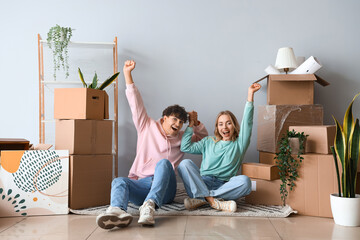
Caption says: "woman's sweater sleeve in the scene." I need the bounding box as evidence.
[237,101,254,152]
[180,127,206,154]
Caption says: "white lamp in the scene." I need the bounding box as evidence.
[275,47,298,74]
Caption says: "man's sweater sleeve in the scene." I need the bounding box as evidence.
[125,83,150,132]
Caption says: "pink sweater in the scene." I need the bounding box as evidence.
[126,84,208,179]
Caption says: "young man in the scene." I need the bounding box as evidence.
[96,60,208,229]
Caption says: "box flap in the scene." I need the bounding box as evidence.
[255,74,329,87]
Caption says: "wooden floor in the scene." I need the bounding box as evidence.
[1,213,360,239]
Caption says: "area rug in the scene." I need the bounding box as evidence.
[70,189,297,218]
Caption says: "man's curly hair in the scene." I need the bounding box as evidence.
[162,104,188,123]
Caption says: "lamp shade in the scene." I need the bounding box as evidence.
[275,47,298,72]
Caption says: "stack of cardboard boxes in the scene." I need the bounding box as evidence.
[241,73,355,218]
[54,88,113,209]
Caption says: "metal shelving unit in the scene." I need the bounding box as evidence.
[37,34,119,177]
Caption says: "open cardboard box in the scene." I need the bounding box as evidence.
[54,88,109,120]
[255,74,329,105]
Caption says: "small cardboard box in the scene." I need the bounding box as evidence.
[256,74,329,105]
[69,155,112,210]
[242,163,279,180]
[54,88,109,120]
[257,105,324,153]
[55,119,112,155]
[245,179,283,205]
[259,151,277,165]
[0,150,69,217]
[289,125,336,154]
[0,138,30,151]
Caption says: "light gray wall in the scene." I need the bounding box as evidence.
[1,0,360,177]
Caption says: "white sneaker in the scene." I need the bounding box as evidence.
[210,199,237,213]
[96,206,133,229]
[184,197,207,210]
[138,199,155,226]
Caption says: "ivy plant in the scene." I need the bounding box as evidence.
[47,24,73,80]
[78,68,120,90]
[274,129,308,206]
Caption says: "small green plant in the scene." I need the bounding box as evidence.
[47,24,74,80]
[274,129,308,206]
[331,92,360,198]
[78,68,120,90]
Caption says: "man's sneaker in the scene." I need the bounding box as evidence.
[184,197,207,210]
[138,199,155,226]
[96,206,133,229]
[210,199,237,213]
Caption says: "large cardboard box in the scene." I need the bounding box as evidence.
[0,150,69,217]
[54,88,109,120]
[242,163,279,180]
[55,120,112,155]
[245,179,283,205]
[256,74,329,105]
[289,125,336,154]
[257,105,324,153]
[69,155,112,209]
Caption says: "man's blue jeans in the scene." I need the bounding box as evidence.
[178,159,251,200]
[110,159,176,211]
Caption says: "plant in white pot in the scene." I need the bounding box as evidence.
[330,92,360,227]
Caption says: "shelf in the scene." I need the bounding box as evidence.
[41,119,116,123]
[41,81,115,85]
[40,40,115,49]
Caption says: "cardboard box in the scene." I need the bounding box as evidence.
[245,179,283,205]
[289,125,336,154]
[0,150,69,217]
[256,74,329,105]
[257,105,324,153]
[259,151,277,165]
[242,163,279,180]
[0,138,30,151]
[54,88,109,120]
[69,155,113,209]
[55,120,112,155]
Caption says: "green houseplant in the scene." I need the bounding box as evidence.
[78,68,120,90]
[274,129,308,206]
[330,92,360,227]
[47,24,73,80]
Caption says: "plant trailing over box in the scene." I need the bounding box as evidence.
[331,92,360,198]
[274,129,308,206]
[47,24,73,80]
[78,68,120,90]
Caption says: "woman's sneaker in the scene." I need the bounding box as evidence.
[138,199,155,226]
[184,197,207,210]
[210,199,237,213]
[96,206,133,229]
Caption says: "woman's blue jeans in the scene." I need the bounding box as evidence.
[178,159,251,200]
[110,159,176,211]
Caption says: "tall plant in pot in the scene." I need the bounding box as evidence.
[47,24,73,80]
[330,92,360,227]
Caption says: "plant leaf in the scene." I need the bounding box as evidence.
[92,72,98,89]
[98,72,120,90]
[78,68,87,88]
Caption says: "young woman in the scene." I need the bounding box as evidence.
[178,83,261,213]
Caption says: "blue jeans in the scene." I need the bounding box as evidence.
[110,159,177,211]
[178,159,251,200]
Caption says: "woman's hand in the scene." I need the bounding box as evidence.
[248,83,261,102]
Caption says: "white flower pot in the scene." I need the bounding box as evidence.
[330,193,360,227]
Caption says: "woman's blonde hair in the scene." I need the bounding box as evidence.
[213,111,240,142]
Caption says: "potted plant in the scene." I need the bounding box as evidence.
[78,68,120,90]
[330,92,360,227]
[47,24,74,80]
[274,129,307,206]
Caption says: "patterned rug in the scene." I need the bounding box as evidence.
[70,189,297,218]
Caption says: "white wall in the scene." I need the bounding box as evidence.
[1,0,360,177]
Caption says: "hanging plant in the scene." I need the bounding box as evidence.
[47,24,74,80]
[274,129,308,206]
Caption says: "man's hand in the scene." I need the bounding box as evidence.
[123,60,136,84]
[188,111,199,127]
[123,60,136,73]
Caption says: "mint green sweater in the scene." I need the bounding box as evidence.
[180,101,254,181]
